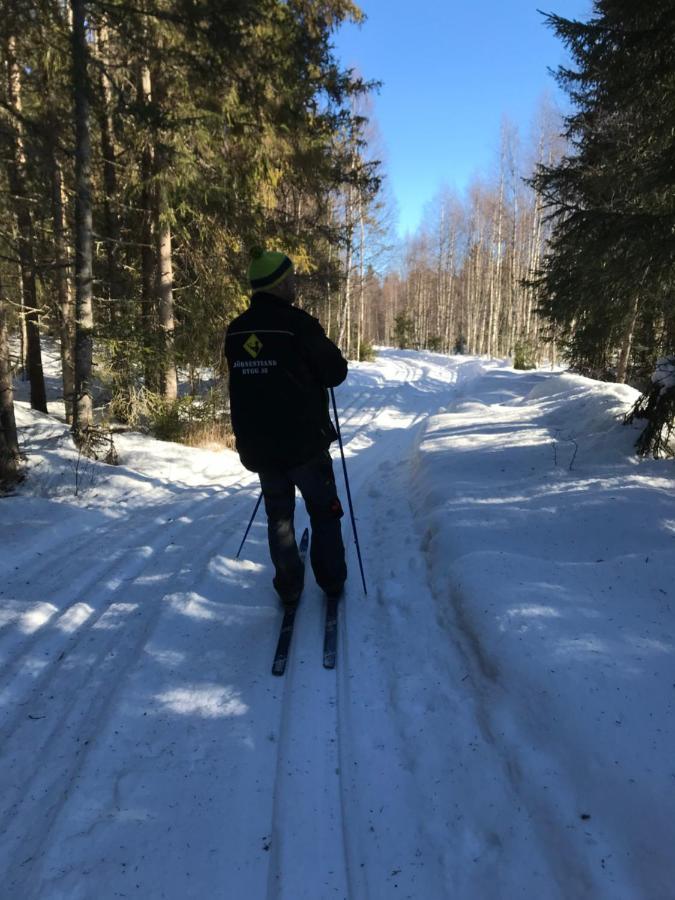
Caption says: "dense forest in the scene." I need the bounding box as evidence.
[0,0,380,474]
[1,0,674,487]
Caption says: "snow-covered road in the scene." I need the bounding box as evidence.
[1,350,674,899]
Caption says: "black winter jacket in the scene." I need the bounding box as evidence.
[225,292,348,472]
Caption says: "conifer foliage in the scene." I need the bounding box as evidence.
[0,0,376,469]
[531,1,675,384]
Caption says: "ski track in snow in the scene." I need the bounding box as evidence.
[266,354,440,900]
[0,352,464,900]
[1,350,674,899]
[0,490,257,893]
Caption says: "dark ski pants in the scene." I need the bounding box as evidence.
[259,450,347,599]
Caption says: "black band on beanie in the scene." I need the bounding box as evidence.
[250,256,292,290]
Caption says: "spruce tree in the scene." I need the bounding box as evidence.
[531,0,675,382]
[0,0,379,458]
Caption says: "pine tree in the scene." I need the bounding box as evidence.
[0,0,380,462]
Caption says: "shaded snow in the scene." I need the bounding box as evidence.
[411,365,675,898]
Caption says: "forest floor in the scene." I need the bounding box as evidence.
[1,349,674,900]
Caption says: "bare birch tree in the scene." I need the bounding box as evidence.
[0,277,20,486]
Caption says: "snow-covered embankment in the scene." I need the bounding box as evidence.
[411,366,675,898]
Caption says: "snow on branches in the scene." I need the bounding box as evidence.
[625,355,675,458]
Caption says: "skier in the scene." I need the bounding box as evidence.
[225,248,348,607]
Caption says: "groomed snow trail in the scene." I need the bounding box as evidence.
[4,349,673,899]
[0,351,473,899]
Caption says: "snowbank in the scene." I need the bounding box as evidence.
[11,402,244,502]
[412,366,675,898]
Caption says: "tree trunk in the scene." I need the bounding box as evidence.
[507,187,519,357]
[338,225,353,356]
[466,246,475,353]
[138,60,158,391]
[325,235,333,339]
[445,230,457,352]
[525,195,542,338]
[357,200,365,359]
[616,296,640,384]
[489,172,504,357]
[5,36,48,413]
[337,148,358,358]
[0,285,20,486]
[155,180,178,401]
[51,153,76,423]
[343,256,352,358]
[150,61,178,402]
[95,20,124,319]
[17,252,27,380]
[71,0,95,437]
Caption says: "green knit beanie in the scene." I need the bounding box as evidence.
[248,247,293,292]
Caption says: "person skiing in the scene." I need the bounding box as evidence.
[225,248,348,607]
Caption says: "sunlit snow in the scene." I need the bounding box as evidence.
[1,349,673,899]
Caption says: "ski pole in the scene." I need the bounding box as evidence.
[330,387,368,596]
[236,492,263,559]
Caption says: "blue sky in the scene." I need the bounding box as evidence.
[333,0,593,236]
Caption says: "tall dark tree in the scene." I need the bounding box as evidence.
[0,0,380,461]
[2,31,48,412]
[70,0,95,439]
[531,0,675,382]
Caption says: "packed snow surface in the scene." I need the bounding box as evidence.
[1,350,674,899]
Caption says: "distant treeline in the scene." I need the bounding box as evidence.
[362,1,674,389]
[361,109,561,370]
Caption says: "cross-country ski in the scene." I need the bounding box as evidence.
[322,597,339,669]
[271,528,309,676]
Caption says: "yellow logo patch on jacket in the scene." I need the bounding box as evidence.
[244,333,263,358]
